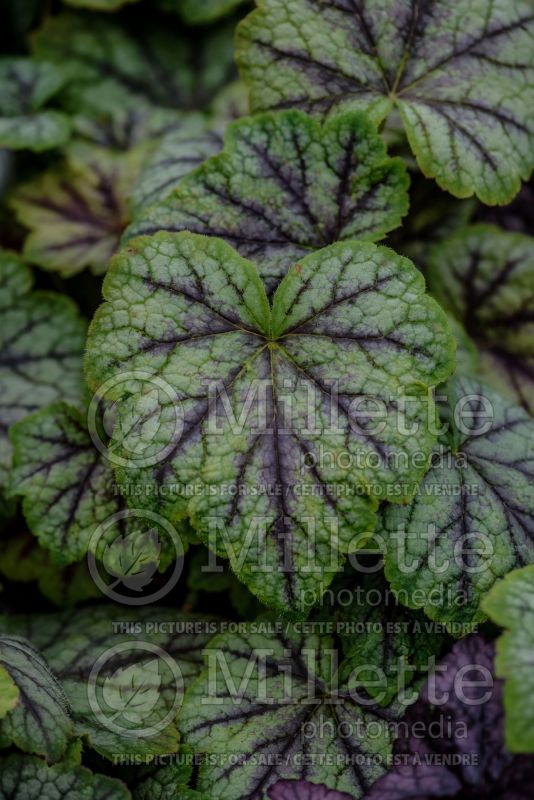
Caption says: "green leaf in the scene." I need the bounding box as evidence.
[0,636,72,761]
[0,753,131,799]
[0,665,19,719]
[483,565,534,753]
[129,110,410,295]
[10,143,137,277]
[86,232,454,615]
[237,0,534,204]
[0,251,86,499]
[335,573,445,706]
[0,528,101,606]
[428,224,534,415]
[180,623,405,799]
[132,748,210,799]
[32,12,236,115]
[130,121,223,215]
[0,607,215,760]
[381,375,534,633]
[0,58,71,151]
[9,401,175,570]
[156,0,249,25]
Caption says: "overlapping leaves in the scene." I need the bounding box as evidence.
[0,606,215,759]
[180,624,405,798]
[381,375,534,631]
[0,252,86,509]
[237,0,534,203]
[85,232,454,613]
[129,110,410,294]
[32,12,236,116]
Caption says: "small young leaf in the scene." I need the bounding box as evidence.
[85,232,454,614]
[11,143,137,276]
[0,252,86,503]
[0,59,71,151]
[0,606,215,759]
[484,565,534,753]
[0,753,131,800]
[128,110,409,294]
[33,12,236,115]
[237,0,534,203]
[381,375,534,632]
[0,635,72,762]
[133,758,209,799]
[180,624,405,798]
[428,225,534,415]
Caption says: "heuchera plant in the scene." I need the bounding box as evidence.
[0,1,533,798]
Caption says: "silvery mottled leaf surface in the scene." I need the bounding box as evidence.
[237,0,534,203]
[0,753,131,800]
[128,110,409,295]
[0,606,215,759]
[180,624,405,798]
[85,232,454,614]
[428,225,534,416]
[381,375,534,631]
[0,635,72,762]
[0,251,86,505]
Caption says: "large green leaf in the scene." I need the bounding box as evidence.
[0,753,131,799]
[484,565,534,753]
[0,252,86,500]
[128,110,409,295]
[381,375,534,632]
[180,624,405,799]
[0,58,71,151]
[0,607,215,760]
[237,0,534,204]
[85,232,454,614]
[32,12,236,115]
[428,225,534,415]
[11,143,137,277]
[0,636,72,762]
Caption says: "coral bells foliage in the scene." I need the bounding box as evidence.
[0,0,533,798]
